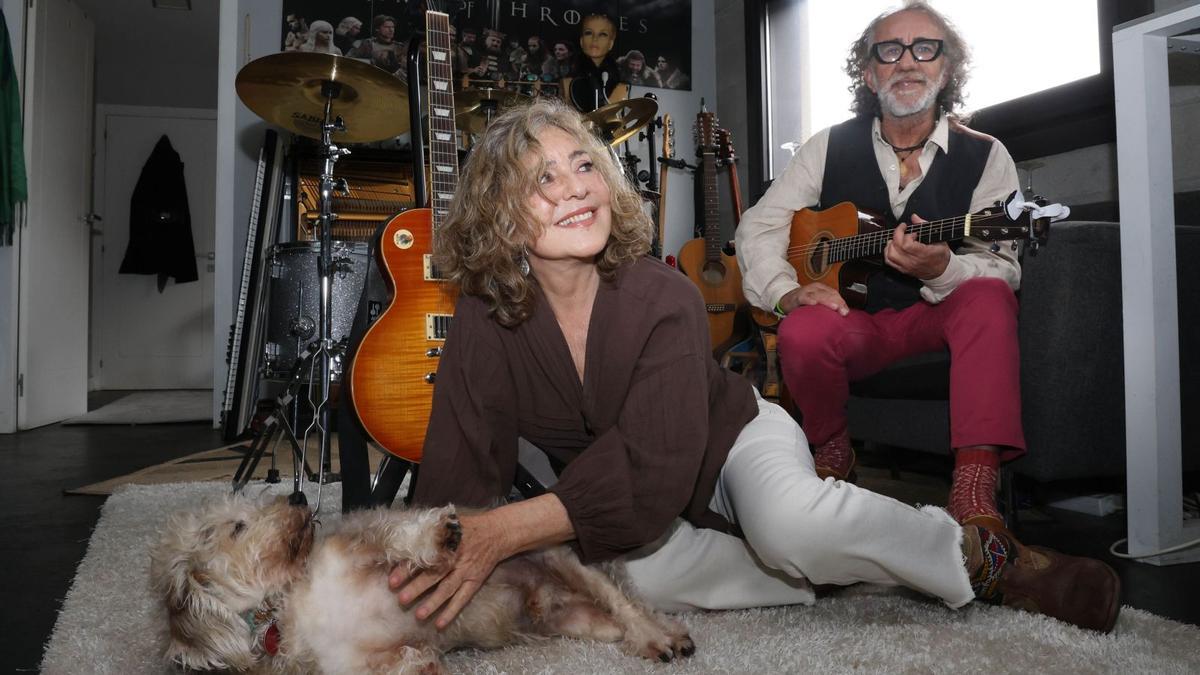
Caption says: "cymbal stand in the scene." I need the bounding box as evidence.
[480,99,500,130]
[294,80,350,514]
[640,93,660,193]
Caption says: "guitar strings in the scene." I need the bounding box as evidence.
[783,212,1011,259]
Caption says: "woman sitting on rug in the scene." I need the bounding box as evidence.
[389,98,1121,636]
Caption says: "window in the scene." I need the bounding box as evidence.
[750,0,1145,185]
[804,1,1100,134]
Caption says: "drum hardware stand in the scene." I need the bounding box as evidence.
[619,140,642,185]
[639,93,661,193]
[233,81,351,514]
[232,353,325,492]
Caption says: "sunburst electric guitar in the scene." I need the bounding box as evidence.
[348,10,460,462]
[677,109,746,353]
[750,195,1052,327]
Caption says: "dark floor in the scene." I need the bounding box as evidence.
[2,393,1199,673]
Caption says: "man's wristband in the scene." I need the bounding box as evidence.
[773,299,787,318]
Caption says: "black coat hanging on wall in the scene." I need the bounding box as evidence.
[119,135,199,292]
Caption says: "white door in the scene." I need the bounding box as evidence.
[91,108,216,389]
[17,0,93,428]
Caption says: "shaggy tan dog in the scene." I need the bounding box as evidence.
[150,495,693,674]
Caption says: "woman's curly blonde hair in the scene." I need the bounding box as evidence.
[434,97,652,327]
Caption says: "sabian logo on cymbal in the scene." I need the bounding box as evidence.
[291,112,322,126]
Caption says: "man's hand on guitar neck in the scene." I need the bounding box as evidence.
[884,216,952,280]
[778,282,850,317]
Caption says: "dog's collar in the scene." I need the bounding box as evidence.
[239,605,281,656]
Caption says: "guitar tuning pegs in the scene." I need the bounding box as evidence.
[990,242,1001,253]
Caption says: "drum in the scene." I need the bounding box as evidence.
[263,240,369,381]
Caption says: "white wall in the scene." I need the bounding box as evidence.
[715,0,750,228]
[75,0,219,109]
[0,0,25,432]
[213,0,717,417]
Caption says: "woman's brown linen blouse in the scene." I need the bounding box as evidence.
[412,256,759,563]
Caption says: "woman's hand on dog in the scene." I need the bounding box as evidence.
[390,512,507,629]
[389,494,575,629]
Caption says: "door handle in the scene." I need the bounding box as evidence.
[82,212,103,234]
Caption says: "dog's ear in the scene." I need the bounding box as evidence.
[150,512,258,671]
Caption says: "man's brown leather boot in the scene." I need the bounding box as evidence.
[965,524,1121,633]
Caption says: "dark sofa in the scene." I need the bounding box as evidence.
[846,221,1200,483]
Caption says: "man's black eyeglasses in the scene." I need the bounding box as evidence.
[870,38,944,64]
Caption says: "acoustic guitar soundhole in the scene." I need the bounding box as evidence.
[701,261,727,286]
[807,236,831,277]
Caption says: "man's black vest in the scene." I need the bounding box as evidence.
[818,115,992,312]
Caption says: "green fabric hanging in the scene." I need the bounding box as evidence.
[0,11,27,246]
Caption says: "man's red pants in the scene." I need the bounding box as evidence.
[776,277,1026,462]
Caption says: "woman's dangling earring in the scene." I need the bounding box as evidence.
[519,246,531,277]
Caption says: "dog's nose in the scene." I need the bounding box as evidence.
[288,491,308,507]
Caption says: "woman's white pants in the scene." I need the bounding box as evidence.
[621,391,974,612]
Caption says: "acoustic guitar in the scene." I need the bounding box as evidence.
[720,127,743,225]
[348,10,460,462]
[677,108,746,352]
[750,195,1051,327]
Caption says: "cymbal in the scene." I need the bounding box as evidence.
[235,52,409,143]
[454,88,531,135]
[584,98,658,147]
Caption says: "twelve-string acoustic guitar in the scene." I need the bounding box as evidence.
[348,9,459,462]
[676,108,747,354]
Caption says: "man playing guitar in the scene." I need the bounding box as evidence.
[736,2,1025,536]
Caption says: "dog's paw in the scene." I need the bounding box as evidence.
[627,632,683,663]
[671,632,696,659]
[623,617,695,662]
[659,615,695,658]
[440,512,462,553]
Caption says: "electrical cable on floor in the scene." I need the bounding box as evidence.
[1109,536,1200,559]
[1109,491,1200,559]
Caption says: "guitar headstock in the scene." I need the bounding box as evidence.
[969,192,1053,250]
[694,110,718,155]
[717,127,736,164]
[661,113,674,162]
[1026,195,1051,254]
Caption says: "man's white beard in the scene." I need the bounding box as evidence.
[878,72,942,118]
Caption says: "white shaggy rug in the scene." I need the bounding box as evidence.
[63,390,212,425]
[41,482,1200,674]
